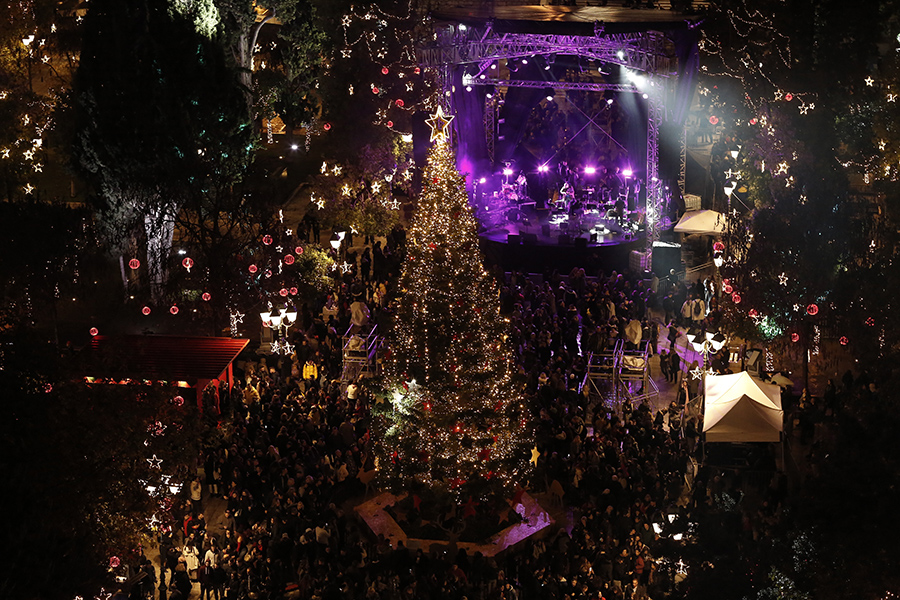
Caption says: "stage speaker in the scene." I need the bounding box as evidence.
[558,234,571,245]
[507,234,521,244]
[522,233,538,244]
[574,237,588,250]
[541,224,551,237]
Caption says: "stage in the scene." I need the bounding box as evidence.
[477,198,676,273]
[417,6,700,274]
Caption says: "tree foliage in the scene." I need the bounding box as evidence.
[0,332,205,600]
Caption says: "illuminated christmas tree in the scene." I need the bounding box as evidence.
[372,107,529,500]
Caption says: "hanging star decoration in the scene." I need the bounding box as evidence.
[676,559,688,576]
[341,48,352,59]
[332,165,343,176]
[690,367,704,380]
[799,103,809,114]
[341,184,351,197]
[275,245,283,254]
[147,455,163,469]
[278,209,284,223]
[230,310,245,324]
[865,76,874,86]
[778,272,788,286]
[340,261,352,273]
[530,446,541,465]
[793,304,801,312]
[320,162,328,174]
[388,199,401,210]
[890,94,898,103]
[341,14,351,27]
[880,140,887,151]
[406,81,414,92]
[425,105,454,142]
[23,183,34,194]
[33,163,42,172]
[776,161,789,175]
[1,148,8,158]
[371,180,382,194]
[23,149,34,161]
[350,224,359,235]
[402,169,412,181]
[285,228,293,236]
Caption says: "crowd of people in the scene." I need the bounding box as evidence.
[125,231,777,600]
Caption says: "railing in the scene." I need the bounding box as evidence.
[342,323,382,381]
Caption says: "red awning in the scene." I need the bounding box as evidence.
[84,335,249,383]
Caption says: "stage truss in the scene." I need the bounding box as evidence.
[420,21,683,266]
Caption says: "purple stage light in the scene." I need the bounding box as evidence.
[538,164,550,173]
[479,177,487,184]
[622,168,633,178]
[503,168,514,176]
[584,166,597,175]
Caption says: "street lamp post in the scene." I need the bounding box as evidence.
[260,303,298,355]
[686,328,727,374]
[22,35,34,93]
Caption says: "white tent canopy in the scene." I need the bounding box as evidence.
[703,372,783,443]
[674,209,726,235]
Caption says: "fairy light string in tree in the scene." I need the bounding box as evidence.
[372,106,529,501]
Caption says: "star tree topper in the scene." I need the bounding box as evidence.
[425,105,454,142]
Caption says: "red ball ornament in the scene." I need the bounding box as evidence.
[866,317,875,327]
[262,234,273,245]
[749,118,758,125]
[142,306,151,315]
[840,336,849,346]
[89,327,99,337]
[724,284,734,294]
[785,93,793,101]
[284,254,295,265]
[372,86,380,94]
[295,246,304,255]
[386,120,394,128]
[289,287,298,295]
[170,305,179,315]
[791,332,800,343]
[395,99,405,107]
[201,292,211,301]
[248,264,258,273]
[279,288,288,297]
[265,269,272,278]
[323,122,331,131]
[414,67,421,74]
[381,66,389,75]
[182,257,193,270]
[173,395,184,407]
[748,308,758,318]
[713,241,725,252]
[709,115,719,125]
[128,258,141,269]
[806,303,819,316]
[732,292,741,303]
[109,556,120,569]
